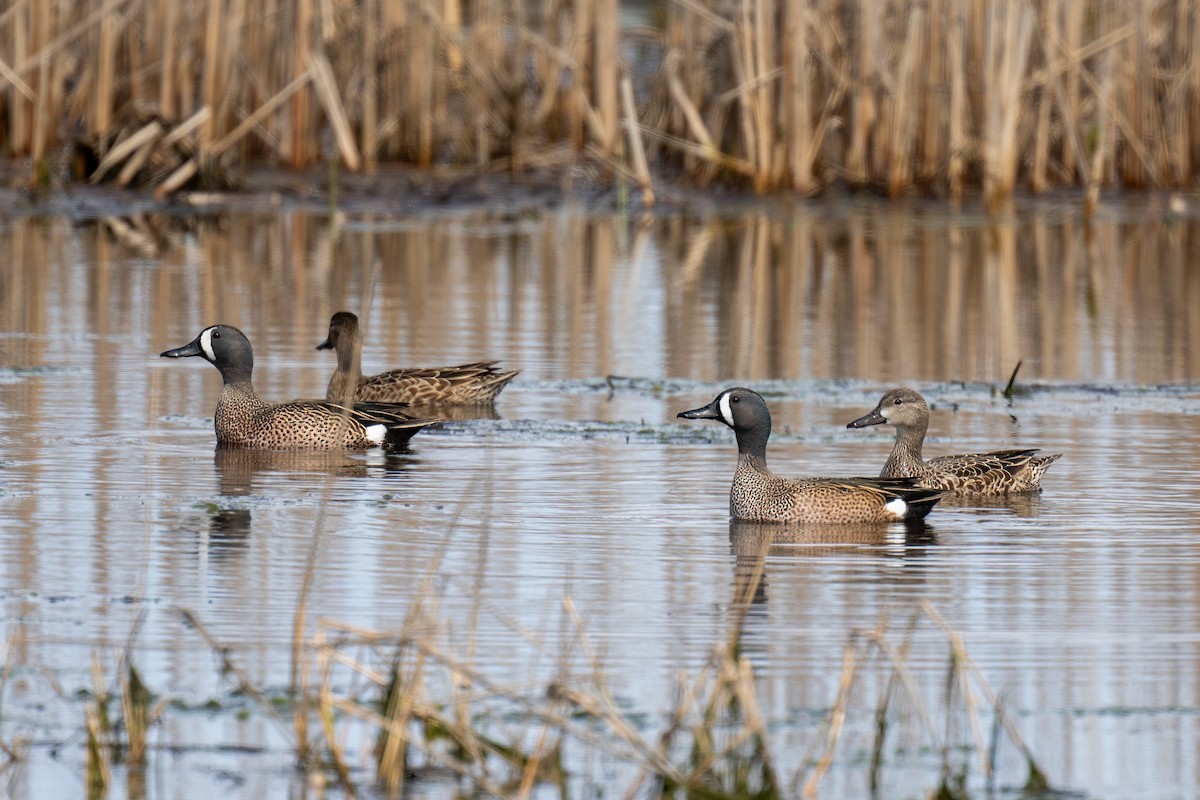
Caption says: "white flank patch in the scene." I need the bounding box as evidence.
[365,424,387,445]
[884,498,908,518]
[719,392,735,426]
[200,327,216,361]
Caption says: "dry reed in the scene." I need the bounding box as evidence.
[3,1,1199,201]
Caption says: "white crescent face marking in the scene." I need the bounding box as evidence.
[199,327,217,361]
[884,498,908,519]
[365,424,386,445]
[719,392,735,427]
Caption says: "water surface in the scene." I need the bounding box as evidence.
[1,195,1198,798]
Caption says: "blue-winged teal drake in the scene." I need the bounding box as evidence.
[678,388,944,524]
[161,324,436,449]
[846,387,1061,494]
[317,312,518,406]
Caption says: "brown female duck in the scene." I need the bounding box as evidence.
[317,312,518,406]
[847,387,1061,494]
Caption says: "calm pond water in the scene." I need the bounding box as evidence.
[1,193,1199,799]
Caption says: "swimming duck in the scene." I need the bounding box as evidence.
[161,324,436,449]
[678,387,944,524]
[317,311,518,406]
[846,387,1061,494]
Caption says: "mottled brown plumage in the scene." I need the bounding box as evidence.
[317,312,518,406]
[678,388,944,524]
[161,324,437,449]
[846,387,1061,494]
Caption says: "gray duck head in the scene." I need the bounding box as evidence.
[678,387,772,459]
[160,324,254,385]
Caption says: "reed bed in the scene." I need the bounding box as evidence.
[1,0,1199,202]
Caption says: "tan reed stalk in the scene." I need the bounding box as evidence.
[847,2,878,184]
[361,0,377,165]
[94,0,116,141]
[919,0,943,186]
[91,119,163,181]
[85,655,112,798]
[888,2,925,196]
[1122,2,1151,188]
[309,47,360,170]
[470,0,501,166]
[124,2,144,107]
[156,0,176,119]
[921,602,1049,789]
[948,3,967,203]
[114,130,165,186]
[802,636,859,799]
[983,2,1035,209]
[1186,9,1200,178]
[752,0,775,187]
[409,3,433,166]
[620,74,655,205]
[26,0,49,168]
[119,657,153,765]
[1086,49,1116,214]
[593,0,619,155]
[1059,0,1083,179]
[292,0,314,166]
[730,1,758,186]
[8,3,28,155]
[782,1,814,192]
[200,0,222,149]
[314,632,354,791]
[866,614,921,795]
[1162,7,1189,182]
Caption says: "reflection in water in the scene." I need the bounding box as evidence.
[213,445,375,496]
[207,507,252,555]
[938,491,1045,517]
[727,520,937,663]
[1,199,1197,395]
[204,447,418,561]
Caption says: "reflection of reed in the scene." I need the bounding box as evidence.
[1,206,1198,412]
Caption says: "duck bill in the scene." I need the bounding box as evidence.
[846,407,885,428]
[160,337,204,359]
[677,399,722,420]
[315,336,334,351]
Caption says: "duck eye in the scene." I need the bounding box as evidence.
[892,398,902,405]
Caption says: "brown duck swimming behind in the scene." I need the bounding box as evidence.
[846,387,1061,494]
[317,311,518,406]
[678,387,944,524]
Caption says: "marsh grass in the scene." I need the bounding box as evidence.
[32,558,1049,798]
[80,621,168,800]
[159,543,1046,799]
[2,1,1199,200]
